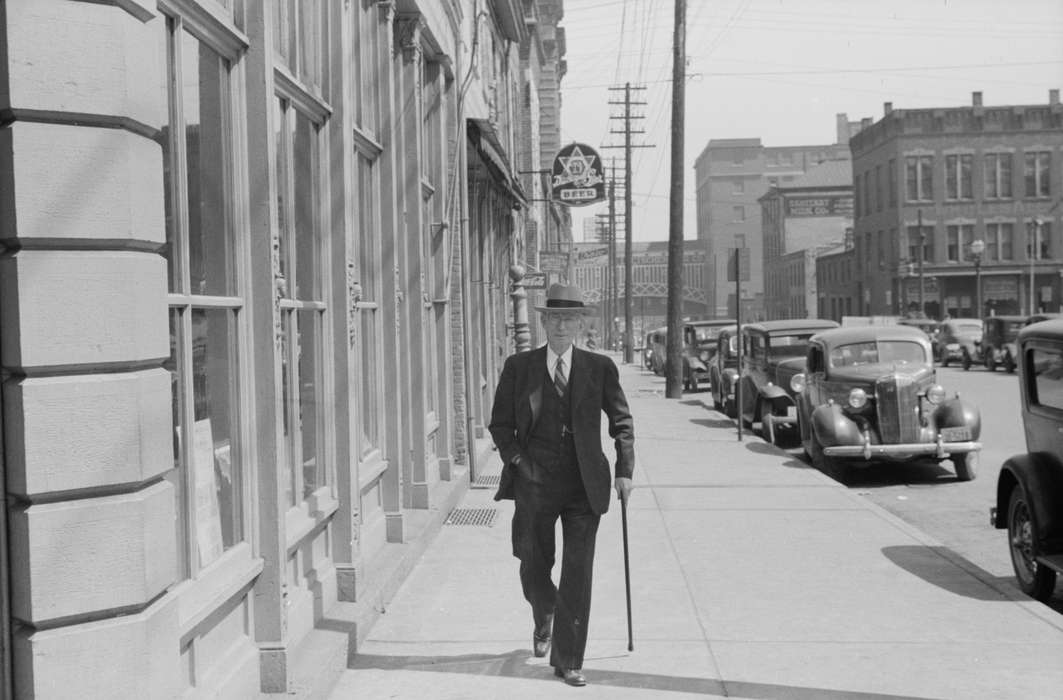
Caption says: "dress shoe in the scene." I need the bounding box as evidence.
[532,615,553,658]
[532,630,551,658]
[554,667,587,687]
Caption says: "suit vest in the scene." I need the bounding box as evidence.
[526,364,579,476]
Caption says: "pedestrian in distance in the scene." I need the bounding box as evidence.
[489,283,636,687]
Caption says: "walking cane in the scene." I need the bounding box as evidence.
[620,491,633,651]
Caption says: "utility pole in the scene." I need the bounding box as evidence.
[665,0,686,398]
[608,171,618,349]
[605,83,652,363]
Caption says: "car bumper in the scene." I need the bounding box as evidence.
[823,440,982,460]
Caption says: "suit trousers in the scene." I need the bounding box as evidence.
[511,467,600,670]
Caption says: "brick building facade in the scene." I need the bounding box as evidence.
[693,114,865,321]
[841,91,1063,318]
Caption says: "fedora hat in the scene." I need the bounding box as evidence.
[534,283,596,314]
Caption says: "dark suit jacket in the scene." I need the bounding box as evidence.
[488,345,635,515]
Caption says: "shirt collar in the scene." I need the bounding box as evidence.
[546,344,574,375]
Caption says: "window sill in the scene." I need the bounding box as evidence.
[173,542,263,641]
[358,450,388,492]
[285,488,339,553]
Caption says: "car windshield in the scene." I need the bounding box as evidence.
[767,334,812,359]
[829,340,927,367]
[693,326,723,342]
[1003,321,1024,339]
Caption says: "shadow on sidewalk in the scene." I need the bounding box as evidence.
[882,545,1017,601]
[348,649,936,699]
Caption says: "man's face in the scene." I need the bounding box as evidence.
[543,310,584,353]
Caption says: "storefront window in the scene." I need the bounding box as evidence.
[161,16,246,575]
[275,96,329,506]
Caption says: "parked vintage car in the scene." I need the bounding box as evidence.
[898,316,941,344]
[682,319,735,392]
[709,325,739,417]
[647,326,667,375]
[935,317,983,367]
[738,319,840,446]
[791,324,982,481]
[963,315,1026,372]
[991,318,1063,601]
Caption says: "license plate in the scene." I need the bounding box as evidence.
[786,406,797,419]
[940,426,971,441]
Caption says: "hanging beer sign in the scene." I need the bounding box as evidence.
[551,143,605,206]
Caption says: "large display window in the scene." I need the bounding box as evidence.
[160,14,249,578]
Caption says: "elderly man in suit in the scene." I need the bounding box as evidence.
[489,283,635,687]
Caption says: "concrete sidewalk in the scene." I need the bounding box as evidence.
[325,356,1063,699]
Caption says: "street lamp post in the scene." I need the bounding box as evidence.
[917,209,926,317]
[1029,218,1043,315]
[970,239,985,318]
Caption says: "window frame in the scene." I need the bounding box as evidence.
[157,2,262,635]
[271,75,337,530]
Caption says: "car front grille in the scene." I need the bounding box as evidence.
[875,374,921,443]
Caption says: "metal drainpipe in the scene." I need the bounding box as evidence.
[459,120,478,481]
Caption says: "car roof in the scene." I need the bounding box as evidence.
[986,315,1028,323]
[943,317,982,325]
[811,324,933,346]
[1020,318,1063,342]
[741,319,840,334]
[687,318,736,328]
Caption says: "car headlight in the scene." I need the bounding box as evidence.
[925,384,946,404]
[700,351,710,362]
[790,373,806,393]
[848,387,868,408]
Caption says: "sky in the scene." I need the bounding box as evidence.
[558,0,1063,243]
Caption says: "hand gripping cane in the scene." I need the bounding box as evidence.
[620,491,633,651]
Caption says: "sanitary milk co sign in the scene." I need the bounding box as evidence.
[551,143,605,206]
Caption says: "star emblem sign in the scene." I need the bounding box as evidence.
[555,145,603,188]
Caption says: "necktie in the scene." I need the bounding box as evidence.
[554,356,567,396]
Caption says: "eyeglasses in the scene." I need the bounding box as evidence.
[546,313,583,325]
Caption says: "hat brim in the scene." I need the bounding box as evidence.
[534,305,597,315]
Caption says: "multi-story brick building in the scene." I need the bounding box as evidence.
[0,1,565,697]
[759,160,854,319]
[693,114,866,321]
[840,91,1063,318]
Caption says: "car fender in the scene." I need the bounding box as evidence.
[932,398,981,440]
[684,355,707,372]
[994,452,1063,554]
[810,402,862,447]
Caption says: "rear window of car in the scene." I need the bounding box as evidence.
[1031,347,1063,410]
[767,334,812,359]
[956,323,981,335]
[829,340,927,367]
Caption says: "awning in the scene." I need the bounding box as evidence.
[469,119,528,208]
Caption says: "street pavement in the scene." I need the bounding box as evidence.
[325,354,1063,699]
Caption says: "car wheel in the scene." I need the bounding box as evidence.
[962,351,971,371]
[690,373,699,392]
[986,355,997,371]
[810,432,846,481]
[758,398,776,445]
[951,451,978,481]
[1007,486,1057,601]
[722,396,736,419]
[941,354,949,368]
